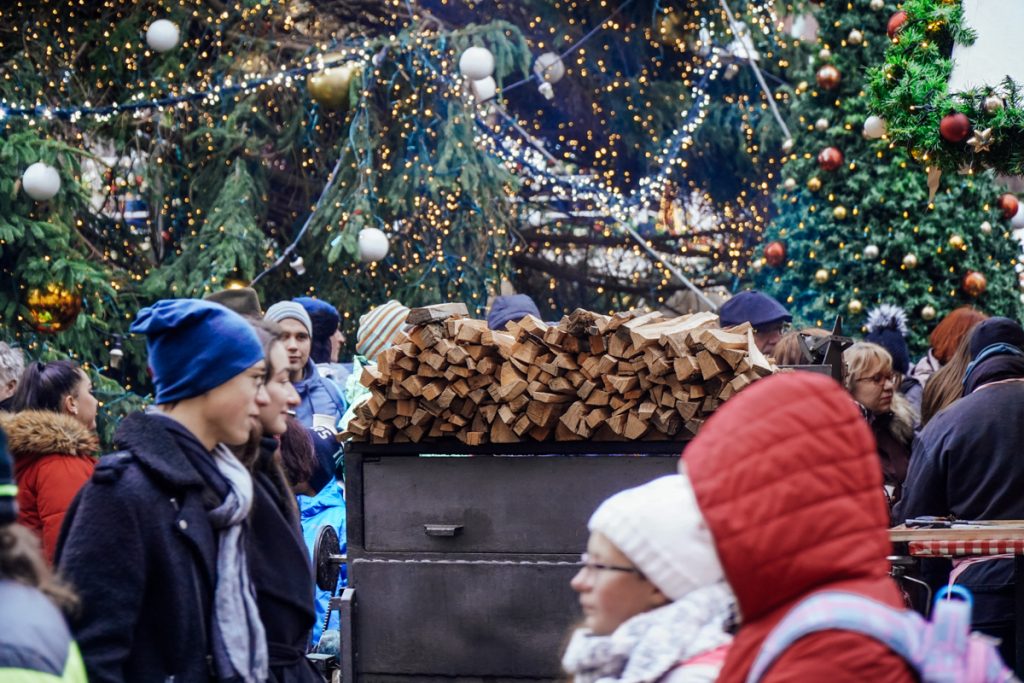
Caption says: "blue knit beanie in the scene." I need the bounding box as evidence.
[488,294,542,331]
[295,297,341,364]
[719,291,791,329]
[131,299,264,404]
[0,428,15,525]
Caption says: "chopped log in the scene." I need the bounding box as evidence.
[407,303,469,325]
[584,389,611,406]
[491,418,518,443]
[696,350,730,381]
[409,324,445,351]
[699,328,749,355]
[527,401,561,427]
[746,330,774,376]
[624,412,648,440]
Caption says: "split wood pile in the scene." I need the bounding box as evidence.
[344,304,776,445]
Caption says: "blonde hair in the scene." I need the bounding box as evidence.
[843,342,894,391]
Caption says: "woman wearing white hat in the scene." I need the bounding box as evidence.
[562,472,735,683]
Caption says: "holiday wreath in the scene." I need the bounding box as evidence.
[868,0,1024,175]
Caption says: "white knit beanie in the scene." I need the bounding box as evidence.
[588,472,724,601]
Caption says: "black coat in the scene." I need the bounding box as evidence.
[895,378,1024,664]
[248,438,323,683]
[55,412,220,683]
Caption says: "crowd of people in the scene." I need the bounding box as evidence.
[0,286,1021,681]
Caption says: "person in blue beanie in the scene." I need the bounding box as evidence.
[718,290,792,356]
[295,296,354,395]
[488,293,543,331]
[266,300,347,432]
[865,304,922,414]
[57,299,273,683]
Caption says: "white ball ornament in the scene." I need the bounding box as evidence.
[815,118,830,132]
[1012,204,1024,231]
[459,46,495,80]
[358,227,390,263]
[533,52,566,83]
[146,19,181,53]
[22,162,61,201]
[863,115,887,139]
[870,0,885,10]
[981,220,993,234]
[863,244,880,259]
[470,76,497,102]
[848,29,864,45]
[783,178,797,191]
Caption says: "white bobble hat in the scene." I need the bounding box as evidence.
[587,471,724,601]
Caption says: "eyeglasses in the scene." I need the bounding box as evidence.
[855,371,900,386]
[578,553,643,576]
[754,322,792,336]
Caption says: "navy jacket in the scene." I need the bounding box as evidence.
[896,379,1024,655]
[56,412,220,683]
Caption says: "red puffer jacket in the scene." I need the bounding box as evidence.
[682,372,916,683]
[1,410,97,562]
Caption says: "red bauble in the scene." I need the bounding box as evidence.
[764,241,786,267]
[963,271,987,297]
[887,10,908,39]
[817,146,845,172]
[939,113,971,143]
[998,193,1020,220]
[816,64,841,90]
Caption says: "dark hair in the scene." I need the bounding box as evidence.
[0,523,78,614]
[279,417,317,489]
[11,360,84,413]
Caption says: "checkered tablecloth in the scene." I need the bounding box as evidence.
[909,539,1024,557]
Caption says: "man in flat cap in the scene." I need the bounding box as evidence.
[719,290,792,357]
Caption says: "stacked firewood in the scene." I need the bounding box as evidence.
[344,303,775,445]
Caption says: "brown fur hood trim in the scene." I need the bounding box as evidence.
[0,410,98,461]
[887,392,918,446]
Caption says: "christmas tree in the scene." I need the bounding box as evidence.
[0,0,791,404]
[754,0,1022,350]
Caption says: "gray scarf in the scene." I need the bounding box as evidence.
[209,445,268,683]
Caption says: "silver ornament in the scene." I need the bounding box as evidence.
[984,95,1005,113]
[863,244,880,259]
[815,118,830,132]
[870,0,885,10]
[848,29,864,45]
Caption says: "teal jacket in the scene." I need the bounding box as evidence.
[0,579,87,682]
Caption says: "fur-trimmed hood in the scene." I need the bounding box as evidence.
[879,392,917,446]
[0,410,98,463]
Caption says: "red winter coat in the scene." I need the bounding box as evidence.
[682,372,916,683]
[1,410,97,562]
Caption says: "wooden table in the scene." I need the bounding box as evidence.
[890,522,1024,674]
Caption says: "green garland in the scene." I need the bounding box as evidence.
[868,0,1024,175]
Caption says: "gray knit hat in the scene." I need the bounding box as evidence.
[265,301,313,336]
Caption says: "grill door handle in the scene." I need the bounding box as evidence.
[423,524,464,537]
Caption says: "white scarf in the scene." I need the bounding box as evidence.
[562,582,734,683]
[209,444,268,683]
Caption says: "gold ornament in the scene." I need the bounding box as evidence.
[807,177,822,192]
[848,29,864,45]
[819,48,833,61]
[795,80,810,94]
[848,299,863,314]
[984,95,1005,113]
[26,284,82,333]
[921,305,937,321]
[815,268,830,283]
[966,128,994,153]
[307,56,362,109]
[948,234,965,249]
[833,205,848,220]
[903,253,919,269]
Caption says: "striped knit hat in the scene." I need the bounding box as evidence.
[357,300,410,361]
